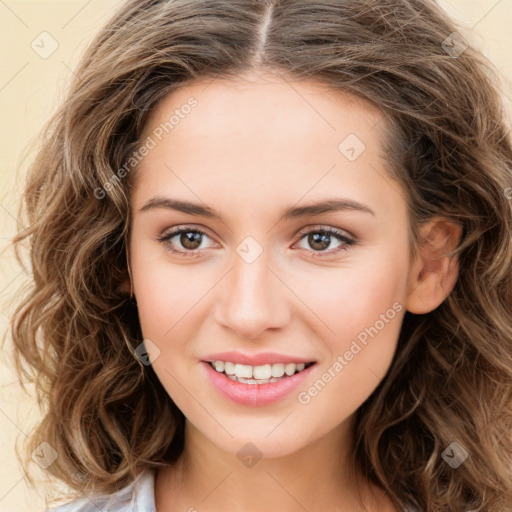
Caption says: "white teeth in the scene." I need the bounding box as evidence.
[224,361,235,375]
[253,364,272,380]
[271,363,285,378]
[211,360,312,381]
[284,363,296,376]
[227,375,281,385]
[234,364,253,379]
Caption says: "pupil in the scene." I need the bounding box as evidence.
[181,232,201,249]
[309,233,329,251]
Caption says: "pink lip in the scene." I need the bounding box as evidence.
[201,351,315,366]
[201,361,316,407]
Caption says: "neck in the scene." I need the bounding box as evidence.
[155,416,397,512]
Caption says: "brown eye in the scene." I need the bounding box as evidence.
[307,232,332,251]
[157,227,211,256]
[178,231,203,250]
[295,227,356,256]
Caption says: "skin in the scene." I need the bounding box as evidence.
[125,69,462,512]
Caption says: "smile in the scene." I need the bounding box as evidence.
[210,360,315,384]
[202,360,317,406]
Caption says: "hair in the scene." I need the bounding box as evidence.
[4,0,512,510]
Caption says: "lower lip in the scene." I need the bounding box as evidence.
[201,361,316,407]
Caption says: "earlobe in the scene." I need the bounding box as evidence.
[406,218,463,314]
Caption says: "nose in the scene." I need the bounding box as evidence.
[214,250,291,340]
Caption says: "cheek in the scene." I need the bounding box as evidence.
[293,292,405,438]
[288,244,407,352]
[331,270,404,353]
[130,237,207,340]
[131,256,204,394]
[291,247,407,411]
[132,268,176,340]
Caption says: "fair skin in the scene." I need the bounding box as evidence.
[125,70,461,512]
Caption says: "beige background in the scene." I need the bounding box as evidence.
[1,1,511,510]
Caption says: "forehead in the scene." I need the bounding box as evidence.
[141,71,385,147]
[132,72,402,225]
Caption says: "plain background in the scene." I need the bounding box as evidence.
[1,1,511,510]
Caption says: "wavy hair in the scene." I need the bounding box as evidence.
[5,0,512,510]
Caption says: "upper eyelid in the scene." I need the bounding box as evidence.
[160,224,214,240]
[295,224,354,239]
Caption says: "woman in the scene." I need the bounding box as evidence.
[7,1,512,511]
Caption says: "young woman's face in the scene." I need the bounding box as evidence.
[128,71,413,458]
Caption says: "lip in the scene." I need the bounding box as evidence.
[201,351,315,366]
[201,360,316,407]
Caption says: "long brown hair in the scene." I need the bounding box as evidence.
[5,1,512,510]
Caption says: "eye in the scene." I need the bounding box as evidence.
[156,225,357,258]
[293,226,356,257]
[156,225,213,257]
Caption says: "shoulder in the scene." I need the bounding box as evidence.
[45,469,156,512]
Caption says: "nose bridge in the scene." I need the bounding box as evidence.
[215,241,289,339]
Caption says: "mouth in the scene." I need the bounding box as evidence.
[207,360,317,385]
[202,359,318,406]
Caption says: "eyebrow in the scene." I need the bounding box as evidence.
[138,196,376,219]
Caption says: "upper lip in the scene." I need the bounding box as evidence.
[202,351,316,366]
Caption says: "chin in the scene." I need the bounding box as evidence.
[201,427,307,461]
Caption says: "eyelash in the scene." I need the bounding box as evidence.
[156,224,357,258]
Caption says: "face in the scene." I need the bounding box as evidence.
[128,71,412,458]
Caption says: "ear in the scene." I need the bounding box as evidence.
[406,218,463,314]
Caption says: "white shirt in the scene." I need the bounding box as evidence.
[45,470,157,512]
[46,469,419,512]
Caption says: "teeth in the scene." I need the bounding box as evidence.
[227,375,282,385]
[284,363,296,376]
[224,361,235,375]
[271,363,285,378]
[253,364,272,379]
[234,364,253,379]
[211,360,312,381]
